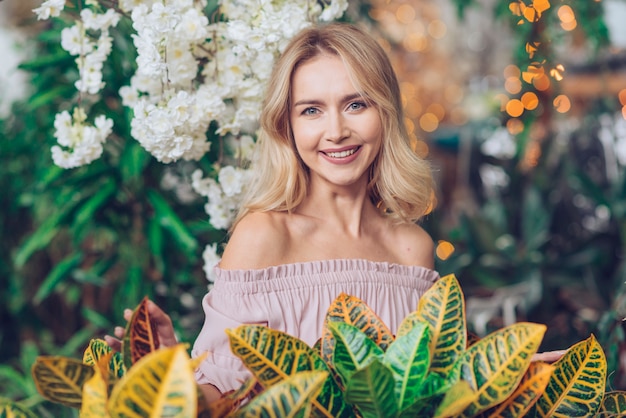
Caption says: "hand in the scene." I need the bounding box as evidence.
[532,349,567,363]
[104,300,178,351]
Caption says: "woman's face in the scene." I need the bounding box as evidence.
[289,54,382,191]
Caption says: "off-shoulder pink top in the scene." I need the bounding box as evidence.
[191,259,439,393]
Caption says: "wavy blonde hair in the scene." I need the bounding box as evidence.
[233,22,434,228]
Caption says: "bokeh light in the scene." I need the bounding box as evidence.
[436,240,455,260]
[554,94,571,113]
[506,99,524,117]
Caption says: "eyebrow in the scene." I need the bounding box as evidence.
[292,93,365,108]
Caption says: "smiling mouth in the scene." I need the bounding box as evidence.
[324,147,359,158]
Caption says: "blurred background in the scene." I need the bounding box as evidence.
[1,0,626,415]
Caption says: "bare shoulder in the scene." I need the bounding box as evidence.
[391,222,435,269]
[219,211,290,269]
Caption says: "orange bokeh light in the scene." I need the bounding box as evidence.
[554,94,571,113]
[506,99,525,117]
[521,92,539,110]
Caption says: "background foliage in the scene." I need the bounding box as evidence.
[1,0,626,416]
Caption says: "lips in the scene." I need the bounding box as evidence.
[321,146,361,159]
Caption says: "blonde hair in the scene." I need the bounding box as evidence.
[233,22,434,228]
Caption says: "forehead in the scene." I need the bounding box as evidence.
[291,55,359,98]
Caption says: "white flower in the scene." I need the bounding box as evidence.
[33,0,66,20]
[202,243,221,282]
[319,0,349,22]
[51,108,112,168]
[61,25,93,56]
[81,8,120,31]
[218,165,245,197]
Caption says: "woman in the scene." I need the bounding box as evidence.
[192,22,438,401]
[108,22,439,401]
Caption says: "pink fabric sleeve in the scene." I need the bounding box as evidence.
[190,286,269,393]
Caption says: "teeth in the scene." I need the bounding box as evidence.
[327,148,357,158]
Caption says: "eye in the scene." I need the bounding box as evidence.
[301,107,319,116]
[348,101,367,111]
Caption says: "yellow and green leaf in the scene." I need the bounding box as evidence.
[433,380,475,418]
[227,325,351,417]
[382,321,431,410]
[31,356,95,409]
[413,274,467,376]
[232,371,327,418]
[477,361,553,418]
[122,297,160,369]
[80,361,109,418]
[454,322,546,417]
[534,334,606,417]
[598,391,626,417]
[344,358,397,418]
[0,398,38,418]
[83,339,125,379]
[321,293,394,364]
[108,344,197,418]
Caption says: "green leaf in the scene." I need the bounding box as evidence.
[413,274,467,376]
[382,321,431,410]
[73,181,116,231]
[33,252,83,304]
[227,325,352,417]
[455,322,546,417]
[147,190,198,254]
[328,322,384,386]
[598,391,626,417]
[0,398,38,418]
[345,359,398,418]
[233,371,327,418]
[27,85,76,110]
[18,51,73,71]
[535,334,607,417]
[120,141,149,183]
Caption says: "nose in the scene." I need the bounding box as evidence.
[325,111,349,143]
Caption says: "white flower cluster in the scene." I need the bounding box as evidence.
[51,107,113,168]
[35,3,120,167]
[33,0,349,280]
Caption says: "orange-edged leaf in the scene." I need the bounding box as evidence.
[598,391,626,417]
[455,322,546,417]
[227,325,352,417]
[232,371,328,418]
[414,274,467,376]
[206,378,257,417]
[108,344,197,418]
[80,361,109,418]
[320,293,394,365]
[0,398,38,418]
[31,356,95,409]
[535,335,606,417]
[477,361,554,418]
[122,297,160,369]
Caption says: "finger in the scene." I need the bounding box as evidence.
[114,326,125,339]
[147,300,178,347]
[104,335,122,352]
[123,309,133,322]
[532,350,567,363]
